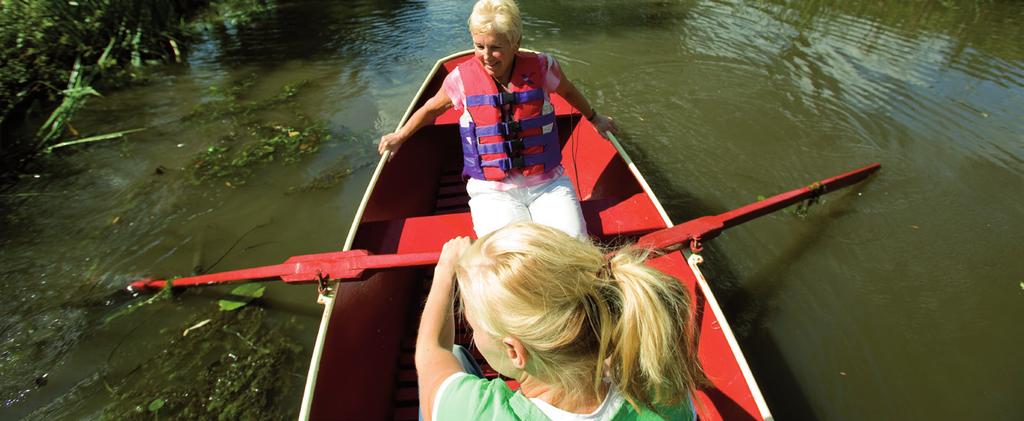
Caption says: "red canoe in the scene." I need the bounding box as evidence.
[298,50,774,421]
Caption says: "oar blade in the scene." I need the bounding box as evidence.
[636,163,880,251]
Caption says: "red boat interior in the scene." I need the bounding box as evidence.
[307,55,765,420]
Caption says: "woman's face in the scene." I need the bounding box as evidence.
[472,30,519,81]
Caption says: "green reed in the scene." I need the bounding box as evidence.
[1,0,276,160]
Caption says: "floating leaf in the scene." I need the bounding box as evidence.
[231,283,265,298]
[218,284,266,311]
[148,398,165,412]
[218,300,248,311]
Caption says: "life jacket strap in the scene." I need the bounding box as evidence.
[465,88,545,107]
[472,112,556,137]
[475,131,559,155]
[480,144,561,171]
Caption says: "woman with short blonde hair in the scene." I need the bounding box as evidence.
[380,0,619,242]
[416,223,706,420]
[467,0,523,45]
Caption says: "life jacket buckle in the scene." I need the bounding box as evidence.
[498,156,527,171]
[497,91,517,105]
[506,138,525,155]
[501,120,521,136]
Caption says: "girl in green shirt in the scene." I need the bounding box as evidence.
[416,222,707,420]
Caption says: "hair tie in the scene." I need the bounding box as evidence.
[597,258,614,279]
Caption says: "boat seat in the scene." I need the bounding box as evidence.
[356,192,667,254]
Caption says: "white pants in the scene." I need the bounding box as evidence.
[466,175,588,240]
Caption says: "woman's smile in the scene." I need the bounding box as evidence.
[472,30,519,83]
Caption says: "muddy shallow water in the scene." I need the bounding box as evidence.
[2,0,1022,419]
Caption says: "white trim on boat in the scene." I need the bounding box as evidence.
[297,294,334,421]
[298,50,470,421]
[687,254,774,421]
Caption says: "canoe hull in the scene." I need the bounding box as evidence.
[300,51,772,421]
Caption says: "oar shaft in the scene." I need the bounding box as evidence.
[128,251,443,293]
[636,163,880,250]
[129,262,301,291]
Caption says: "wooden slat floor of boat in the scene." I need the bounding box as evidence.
[391,274,513,421]
[390,170,512,420]
[435,169,471,214]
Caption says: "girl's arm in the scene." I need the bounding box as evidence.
[415,236,471,421]
[554,77,619,137]
[378,87,454,159]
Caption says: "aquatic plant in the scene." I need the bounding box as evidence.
[186,77,308,122]
[104,279,175,324]
[178,76,337,186]
[217,283,266,311]
[194,0,274,28]
[0,0,282,170]
[34,56,103,148]
[286,157,376,194]
[98,306,304,421]
[0,0,210,145]
[185,120,330,186]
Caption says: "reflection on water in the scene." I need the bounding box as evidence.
[1,0,1022,419]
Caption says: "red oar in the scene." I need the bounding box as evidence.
[128,163,879,293]
[635,163,881,251]
[128,250,440,293]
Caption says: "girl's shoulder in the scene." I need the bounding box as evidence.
[434,373,519,420]
[613,399,697,421]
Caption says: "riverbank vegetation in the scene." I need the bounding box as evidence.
[0,0,273,178]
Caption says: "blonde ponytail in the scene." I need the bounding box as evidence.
[455,222,706,413]
[605,249,707,411]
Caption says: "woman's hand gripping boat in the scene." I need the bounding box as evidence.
[128,51,879,420]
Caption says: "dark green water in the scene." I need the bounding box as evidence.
[2,0,1022,419]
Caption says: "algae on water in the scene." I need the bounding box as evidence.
[182,79,334,186]
[99,306,304,421]
[186,77,309,123]
[286,158,376,194]
[186,120,329,186]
